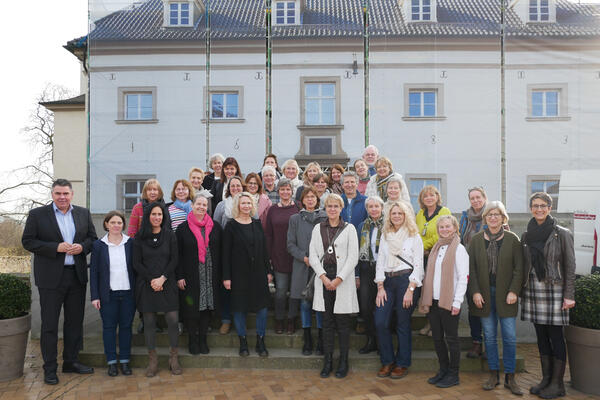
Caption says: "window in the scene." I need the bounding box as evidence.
[527,84,569,121]
[404,174,447,211]
[306,137,335,155]
[211,93,239,119]
[409,90,436,117]
[403,84,445,120]
[169,2,190,26]
[305,83,336,125]
[203,86,244,122]
[411,0,432,21]
[529,0,549,22]
[117,87,158,123]
[531,90,558,117]
[274,1,297,25]
[528,176,560,209]
[116,175,156,212]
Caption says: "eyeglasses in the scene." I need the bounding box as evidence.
[247,182,258,186]
[486,213,502,218]
[531,204,549,210]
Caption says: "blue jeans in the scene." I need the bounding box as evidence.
[480,286,517,373]
[233,308,267,337]
[99,290,136,364]
[374,274,419,367]
[220,286,231,324]
[300,300,322,329]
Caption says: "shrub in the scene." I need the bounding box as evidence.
[570,273,600,330]
[0,274,31,319]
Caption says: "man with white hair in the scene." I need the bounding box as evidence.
[362,145,379,176]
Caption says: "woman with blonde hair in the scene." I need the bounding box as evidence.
[328,164,345,195]
[295,161,322,202]
[374,200,424,379]
[281,159,303,197]
[365,157,410,202]
[188,167,205,193]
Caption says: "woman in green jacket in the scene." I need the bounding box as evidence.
[468,201,523,395]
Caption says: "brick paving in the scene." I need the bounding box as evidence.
[1,339,598,400]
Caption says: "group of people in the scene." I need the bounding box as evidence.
[21,144,576,399]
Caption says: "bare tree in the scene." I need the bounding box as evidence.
[0,84,75,219]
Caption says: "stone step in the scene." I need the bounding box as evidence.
[129,328,474,351]
[78,341,524,372]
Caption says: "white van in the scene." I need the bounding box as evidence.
[558,170,600,275]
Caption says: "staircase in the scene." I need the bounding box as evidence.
[78,313,524,372]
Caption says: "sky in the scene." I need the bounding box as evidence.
[0,0,599,214]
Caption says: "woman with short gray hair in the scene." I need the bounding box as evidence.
[261,165,279,204]
[202,153,225,194]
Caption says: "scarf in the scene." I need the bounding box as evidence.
[359,175,370,183]
[420,234,460,313]
[484,226,504,276]
[463,206,484,245]
[187,212,214,263]
[525,215,555,281]
[223,196,235,220]
[376,173,395,200]
[385,226,410,270]
[330,182,343,195]
[173,199,192,214]
[359,216,384,262]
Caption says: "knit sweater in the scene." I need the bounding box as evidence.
[265,203,299,273]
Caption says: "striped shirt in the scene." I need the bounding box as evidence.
[168,204,188,231]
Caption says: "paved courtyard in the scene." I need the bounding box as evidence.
[1,340,598,400]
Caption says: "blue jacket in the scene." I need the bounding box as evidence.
[341,192,368,231]
[90,237,135,304]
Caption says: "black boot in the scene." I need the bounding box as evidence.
[302,328,313,356]
[320,353,333,378]
[427,368,447,385]
[238,336,249,357]
[335,351,349,378]
[255,335,269,357]
[539,358,566,399]
[188,332,200,355]
[198,334,209,354]
[530,354,552,395]
[436,368,459,388]
[315,328,324,356]
[358,335,377,354]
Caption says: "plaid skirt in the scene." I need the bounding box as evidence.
[521,272,568,326]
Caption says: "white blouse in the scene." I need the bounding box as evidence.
[432,244,469,309]
[101,234,131,291]
[375,234,424,286]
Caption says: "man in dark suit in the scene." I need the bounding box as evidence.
[22,179,98,385]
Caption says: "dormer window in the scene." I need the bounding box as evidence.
[274,1,297,25]
[529,0,550,22]
[170,2,190,26]
[411,0,432,21]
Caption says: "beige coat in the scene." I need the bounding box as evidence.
[309,223,359,314]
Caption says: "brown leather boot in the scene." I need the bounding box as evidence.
[145,349,158,377]
[483,370,499,390]
[287,318,296,335]
[275,319,284,334]
[504,373,523,396]
[466,342,482,359]
[168,347,182,375]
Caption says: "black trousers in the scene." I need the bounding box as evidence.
[359,262,377,337]
[184,310,212,336]
[322,264,352,354]
[38,268,86,373]
[534,323,567,361]
[427,301,461,372]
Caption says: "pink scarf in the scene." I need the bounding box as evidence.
[187,212,214,263]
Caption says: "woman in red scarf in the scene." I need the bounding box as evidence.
[175,190,222,355]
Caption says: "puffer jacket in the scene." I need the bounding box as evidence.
[521,219,576,300]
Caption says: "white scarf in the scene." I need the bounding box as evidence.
[223,196,235,220]
[385,227,410,270]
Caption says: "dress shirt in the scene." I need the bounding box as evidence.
[370,227,379,261]
[375,234,424,286]
[101,234,131,291]
[433,244,469,309]
[53,203,76,265]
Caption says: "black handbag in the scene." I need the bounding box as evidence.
[301,269,316,302]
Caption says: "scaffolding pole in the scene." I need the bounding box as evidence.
[363,0,370,147]
[205,0,211,169]
[265,0,273,154]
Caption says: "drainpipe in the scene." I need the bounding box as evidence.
[500,0,507,204]
[363,0,370,147]
[205,0,211,169]
[265,0,273,154]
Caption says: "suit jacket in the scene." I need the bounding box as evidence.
[89,237,135,304]
[22,204,97,289]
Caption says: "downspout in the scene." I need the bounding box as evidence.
[265,0,273,154]
[363,0,370,146]
[500,0,507,204]
[205,0,211,169]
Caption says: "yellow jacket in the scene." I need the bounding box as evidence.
[415,206,452,251]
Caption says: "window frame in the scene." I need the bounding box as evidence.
[410,0,433,22]
[402,83,446,121]
[165,1,193,27]
[527,175,560,210]
[116,87,158,124]
[528,0,550,22]
[404,173,447,212]
[202,86,245,123]
[526,83,570,121]
[299,77,341,127]
[116,174,156,212]
[273,1,298,25]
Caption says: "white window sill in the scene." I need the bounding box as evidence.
[297,125,344,129]
[201,118,245,124]
[525,116,571,122]
[115,119,159,124]
[402,116,447,121]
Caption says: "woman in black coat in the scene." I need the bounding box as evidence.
[133,202,181,377]
[222,192,273,357]
[176,191,222,355]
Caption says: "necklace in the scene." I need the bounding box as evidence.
[326,223,338,254]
